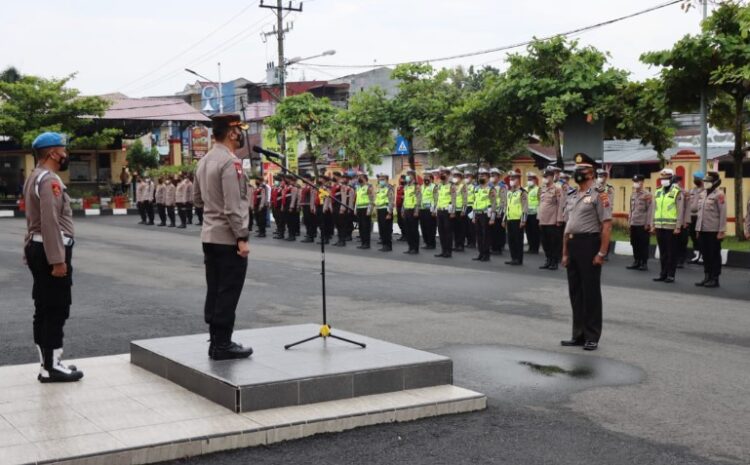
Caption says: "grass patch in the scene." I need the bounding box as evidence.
[610,226,750,252]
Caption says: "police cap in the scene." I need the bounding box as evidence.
[574,153,597,169]
[211,113,247,132]
[632,174,645,182]
[32,132,67,150]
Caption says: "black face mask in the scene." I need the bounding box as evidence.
[573,170,588,184]
[440,175,447,181]
[57,154,70,172]
[479,178,487,184]
[424,180,431,185]
[236,130,245,149]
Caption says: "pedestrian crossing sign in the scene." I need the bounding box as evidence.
[395,136,409,155]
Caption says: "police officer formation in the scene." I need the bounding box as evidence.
[133,173,203,228]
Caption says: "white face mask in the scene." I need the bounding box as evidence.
[703,181,712,190]
[451,177,459,184]
[660,179,671,188]
[633,182,641,189]
[597,176,606,184]
[544,177,553,185]
[509,180,518,188]
[527,180,535,187]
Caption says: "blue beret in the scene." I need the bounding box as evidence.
[32,132,67,150]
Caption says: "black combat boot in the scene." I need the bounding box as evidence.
[37,346,84,383]
[695,273,710,287]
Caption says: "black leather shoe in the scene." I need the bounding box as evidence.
[357,245,370,250]
[301,237,314,243]
[333,241,346,247]
[378,246,392,252]
[548,263,558,270]
[626,262,640,270]
[561,339,585,347]
[285,237,296,242]
[177,225,186,229]
[703,278,720,288]
[505,260,521,266]
[435,253,446,258]
[539,261,551,270]
[158,223,166,227]
[695,274,709,286]
[479,256,490,262]
[210,342,253,360]
[453,247,465,252]
[255,233,266,238]
[472,256,482,261]
[424,245,436,250]
[664,277,675,283]
[637,263,648,271]
[583,341,598,351]
[653,276,667,282]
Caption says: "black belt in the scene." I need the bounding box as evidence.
[567,232,600,239]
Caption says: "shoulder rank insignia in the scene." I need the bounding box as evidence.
[51,181,62,197]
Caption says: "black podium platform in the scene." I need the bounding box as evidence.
[130,324,453,413]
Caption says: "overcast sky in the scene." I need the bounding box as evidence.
[1,0,709,98]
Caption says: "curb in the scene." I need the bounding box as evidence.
[611,240,749,269]
[1,208,139,218]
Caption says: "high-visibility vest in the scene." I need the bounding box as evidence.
[437,184,452,209]
[376,186,390,208]
[455,184,465,209]
[403,185,417,209]
[654,186,679,228]
[421,184,434,208]
[467,184,476,207]
[356,185,370,208]
[507,190,523,220]
[474,186,491,210]
[527,186,539,214]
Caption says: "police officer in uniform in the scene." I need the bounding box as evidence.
[471,168,496,261]
[464,170,477,249]
[525,172,540,254]
[451,169,468,252]
[135,175,147,224]
[561,153,612,351]
[24,132,84,382]
[165,175,177,227]
[490,168,507,255]
[185,174,194,225]
[176,175,188,229]
[627,174,651,271]
[694,171,726,288]
[419,172,437,250]
[283,174,299,241]
[648,169,684,283]
[538,167,563,270]
[253,175,269,238]
[144,175,156,225]
[355,173,375,249]
[687,172,705,264]
[193,114,253,360]
[435,167,457,258]
[503,171,528,266]
[402,169,421,254]
[375,174,395,252]
[155,177,167,226]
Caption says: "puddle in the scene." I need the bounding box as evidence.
[438,345,644,404]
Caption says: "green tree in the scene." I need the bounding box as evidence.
[498,37,629,167]
[0,66,21,83]
[126,140,159,174]
[612,79,675,166]
[331,87,392,170]
[642,1,750,238]
[0,73,110,147]
[265,92,338,176]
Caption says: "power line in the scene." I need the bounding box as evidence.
[118,0,260,91]
[296,0,683,69]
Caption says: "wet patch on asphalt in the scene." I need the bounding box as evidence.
[438,344,644,405]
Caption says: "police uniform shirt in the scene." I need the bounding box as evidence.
[495,184,507,217]
[628,189,652,227]
[185,179,194,204]
[688,187,705,216]
[696,189,727,233]
[23,168,74,265]
[505,188,528,222]
[165,182,176,206]
[647,186,684,230]
[145,180,155,201]
[560,185,577,223]
[434,182,457,213]
[538,184,562,226]
[175,180,187,204]
[564,187,612,234]
[136,181,146,202]
[193,142,250,245]
[155,183,166,204]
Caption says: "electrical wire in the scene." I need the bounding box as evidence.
[296,0,683,69]
[118,0,260,91]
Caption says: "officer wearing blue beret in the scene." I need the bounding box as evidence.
[23,132,84,382]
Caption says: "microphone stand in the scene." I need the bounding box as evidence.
[253,147,365,350]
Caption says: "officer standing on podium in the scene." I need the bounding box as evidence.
[194,114,253,360]
[561,153,612,351]
[24,132,84,382]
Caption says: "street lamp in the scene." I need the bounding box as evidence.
[185,64,224,113]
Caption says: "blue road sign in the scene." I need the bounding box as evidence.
[395,136,410,155]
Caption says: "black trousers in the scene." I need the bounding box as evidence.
[452,213,465,249]
[145,200,155,223]
[465,207,475,246]
[273,207,285,236]
[700,231,722,278]
[491,215,506,252]
[255,207,268,234]
[405,210,420,251]
[525,214,539,252]
[377,209,393,247]
[676,226,689,264]
[336,209,349,242]
[195,207,204,225]
[566,235,603,343]
[186,203,194,224]
[689,216,701,257]
[202,243,247,344]
[285,209,299,237]
[157,203,166,224]
[302,205,316,238]
[629,225,650,263]
[475,213,491,258]
[323,210,334,239]
[506,220,524,263]
[177,203,187,226]
[396,207,405,238]
[540,224,562,262]
[419,209,437,248]
[248,208,254,232]
[437,210,453,256]
[137,201,146,222]
[656,228,678,278]
[25,242,73,349]
[166,205,176,226]
[357,208,372,246]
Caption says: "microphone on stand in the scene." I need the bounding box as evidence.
[252,145,286,161]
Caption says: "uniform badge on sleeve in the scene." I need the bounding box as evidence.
[718,193,725,204]
[51,182,62,197]
[233,161,243,179]
[598,192,610,208]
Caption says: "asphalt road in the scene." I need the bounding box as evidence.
[1,216,748,465]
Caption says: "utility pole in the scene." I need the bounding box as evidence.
[217,62,224,113]
[260,0,303,170]
[699,0,708,173]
